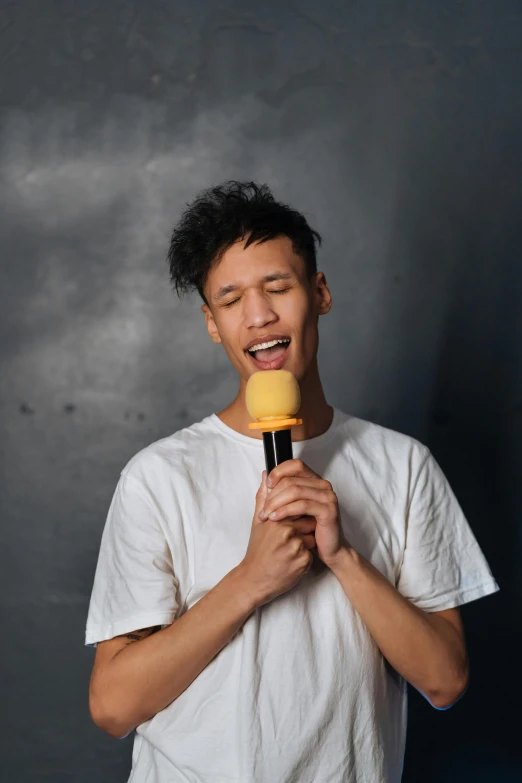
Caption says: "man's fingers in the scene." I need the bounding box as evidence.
[267,476,329,496]
[268,458,318,487]
[302,533,317,550]
[268,499,326,522]
[288,517,317,536]
[278,521,316,550]
[261,485,332,520]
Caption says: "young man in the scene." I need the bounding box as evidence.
[85,181,499,782]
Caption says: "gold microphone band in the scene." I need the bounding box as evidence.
[248,417,302,433]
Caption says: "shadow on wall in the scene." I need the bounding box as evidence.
[399,109,521,782]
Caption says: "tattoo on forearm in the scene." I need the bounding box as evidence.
[123,625,162,642]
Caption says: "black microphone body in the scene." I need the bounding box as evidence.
[262,428,293,475]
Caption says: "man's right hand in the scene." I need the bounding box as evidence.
[238,471,315,608]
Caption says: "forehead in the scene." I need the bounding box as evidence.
[205,235,306,295]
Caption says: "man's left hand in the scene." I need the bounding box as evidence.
[258,459,350,567]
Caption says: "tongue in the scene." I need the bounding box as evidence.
[254,343,287,362]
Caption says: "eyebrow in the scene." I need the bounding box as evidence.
[212,272,294,302]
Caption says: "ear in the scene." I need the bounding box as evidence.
[313,271,332,316]
[201,303,222,344]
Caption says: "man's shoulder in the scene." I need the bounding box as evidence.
[119,414,219,484]
[335,408,429,465]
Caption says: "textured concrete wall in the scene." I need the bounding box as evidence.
[1,2,520,780]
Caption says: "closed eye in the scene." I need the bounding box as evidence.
[222,297,240,308]
[222,289,288,307]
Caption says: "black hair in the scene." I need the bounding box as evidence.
[167,180,322,303]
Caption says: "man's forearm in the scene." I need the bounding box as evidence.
[328,546,469,708]
[92,565,258,738]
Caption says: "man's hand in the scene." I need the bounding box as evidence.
[259,459,350,567]
[238,471,315,607]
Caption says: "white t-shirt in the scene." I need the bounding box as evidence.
[85,408,499,783]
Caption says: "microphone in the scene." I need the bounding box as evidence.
[245,370,302,475]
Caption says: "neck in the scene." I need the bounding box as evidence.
[217,358,334,441]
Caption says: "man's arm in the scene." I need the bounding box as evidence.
[89,565,257,739]
[324,547,469,709]
[261,458,470,710]
[88,472,317,739]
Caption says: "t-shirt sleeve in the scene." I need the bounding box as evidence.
[85,471,180,647]
[396,449,500,612]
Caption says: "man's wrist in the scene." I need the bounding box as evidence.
[227,562,264,615]
[324,544,361,576]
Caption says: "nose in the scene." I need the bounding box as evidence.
[242,288,278,330]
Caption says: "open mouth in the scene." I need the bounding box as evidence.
[245,337,291,370]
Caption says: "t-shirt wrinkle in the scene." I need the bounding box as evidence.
[85,407,499,783]
[404,448,431,526]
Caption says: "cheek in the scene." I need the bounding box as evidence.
[299,308,320,356]
[295,295,318,335]
[213,312,238,342]
[282,290,310,325]
[215,314,253,369]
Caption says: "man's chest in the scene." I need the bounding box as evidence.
[167,450,404,608]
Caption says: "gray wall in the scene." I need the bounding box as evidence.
[1,2,519,780]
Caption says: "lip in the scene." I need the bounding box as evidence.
[245,336,291,372]
[244,334,291,352]
[248,350,289,371]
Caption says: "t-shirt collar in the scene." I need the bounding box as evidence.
[207,407,344,450]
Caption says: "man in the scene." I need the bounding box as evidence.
[85,180,499,782]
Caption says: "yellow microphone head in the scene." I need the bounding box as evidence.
[246,370,302,431]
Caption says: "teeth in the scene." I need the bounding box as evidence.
[248,338,290,353]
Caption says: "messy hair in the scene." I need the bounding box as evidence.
[167,180,322,302]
